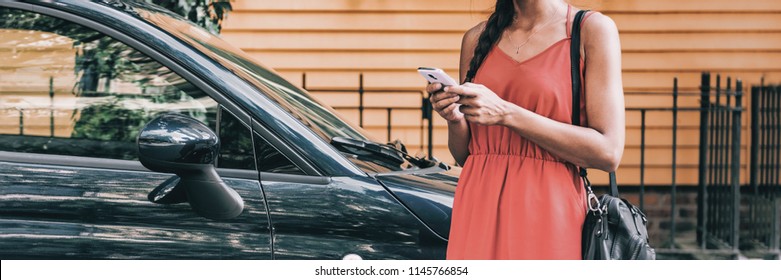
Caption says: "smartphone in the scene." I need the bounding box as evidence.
[417,67,459,87]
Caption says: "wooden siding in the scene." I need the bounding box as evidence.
[221,0,781,185]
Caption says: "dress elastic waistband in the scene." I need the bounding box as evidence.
[469,153,568,164]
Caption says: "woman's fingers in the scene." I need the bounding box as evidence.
[430,91,459,103]
[458,104,477,116]
[433,95,460,110]
[440,103,457,116]
[462,82,487,89]
[428,82,493,122]
[455,96,480,108]
[426,83,443,94]
[444,85,479,97]
[442,103,464,121]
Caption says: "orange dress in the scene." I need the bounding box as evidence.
[446,9,593,260]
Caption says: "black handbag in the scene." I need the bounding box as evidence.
[569,10,656,260]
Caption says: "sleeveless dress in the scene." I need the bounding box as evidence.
[446,8,594,260]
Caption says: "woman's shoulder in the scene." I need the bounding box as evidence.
[466,21,487,37]
[576,9,621,65]
[580,10,618,39]
[461,21,486,48]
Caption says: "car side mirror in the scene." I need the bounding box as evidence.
[138,113,244,220]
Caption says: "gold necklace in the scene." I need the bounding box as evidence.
[505,4,561,55]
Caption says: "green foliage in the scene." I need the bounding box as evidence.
[147,0,233,34]
[68,1,232,143]
[72,0,233,93]
[70,99,148,142]
[2,2,232,149]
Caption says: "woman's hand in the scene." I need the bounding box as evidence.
[427,83,464,123]
[446,83,514,126]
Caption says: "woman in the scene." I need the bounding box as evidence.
[428,0,625,259]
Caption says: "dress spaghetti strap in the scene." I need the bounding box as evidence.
[566,4,572,37]
[567,5,596,38]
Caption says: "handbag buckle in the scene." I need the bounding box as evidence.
[587,192,602,213]
[582,173,602,214]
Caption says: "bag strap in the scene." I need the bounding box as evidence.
[569,10,619,198]
[570,10,586,127]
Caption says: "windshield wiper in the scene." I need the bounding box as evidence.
[331,137,440,168]
[386,139,441,169]
[331,136,405,165]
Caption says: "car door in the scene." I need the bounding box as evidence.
[247,93,447,260]
[0,6,271,259]
[252,133,447,260]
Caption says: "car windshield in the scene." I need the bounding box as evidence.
[130,3,376,143]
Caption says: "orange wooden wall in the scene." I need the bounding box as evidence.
[220,0,781,185]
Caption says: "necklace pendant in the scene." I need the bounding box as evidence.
[515,47,520,55]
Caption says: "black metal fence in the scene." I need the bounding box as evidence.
[623,77,704,257]
[745,82,781,256]
[696,73,744,255]
[4,77,56,137]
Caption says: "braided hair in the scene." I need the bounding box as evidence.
[465,0,514,83]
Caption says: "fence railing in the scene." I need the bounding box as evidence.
[622,77,711,257]
[746,82,781,256]
[3,77,56,137]
[697,73,744,255]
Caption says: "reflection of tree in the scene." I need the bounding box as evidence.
[150,0,233,35]
[71,0,233,94]
[70,100,146,141]
[1,1,231,147]
[2,0,233,94]
[73,35,148,94]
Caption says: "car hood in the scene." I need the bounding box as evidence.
[374,166,459,240]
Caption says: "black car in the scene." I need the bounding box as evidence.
[0,0,457,259]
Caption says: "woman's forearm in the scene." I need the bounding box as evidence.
[501,104,622,172]
[447,118,470,166]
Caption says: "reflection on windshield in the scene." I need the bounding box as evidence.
[133,7,374,143]
[0,7,216,160]
[199,44,371,141]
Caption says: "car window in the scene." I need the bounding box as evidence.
[0,7,247,168]
[217,107,255,170]
[130,4,378,144]
[253,133,304,175]
[215,106,303,174]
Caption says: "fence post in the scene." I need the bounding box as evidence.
[640,109,646,212]
[752,86,760,186]
[750,86,760,247]
[671,77,679,247]
[731,80,743,252]
[421,92,434,159]
[722,76,730,244]
[18,108,24,136]
[49,76,54,137]
[772,85,781,253]
[359,73,364,127]
[698,72,711,248]
[386,108,392,142]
